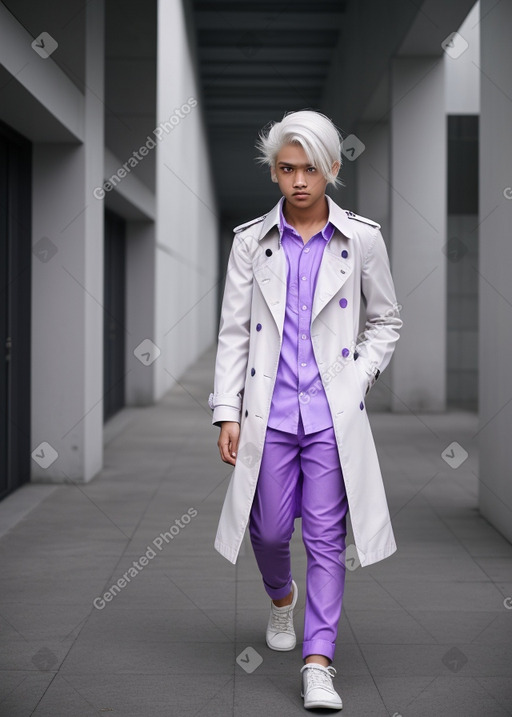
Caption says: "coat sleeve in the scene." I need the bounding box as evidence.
[209,233,254,426]
[355,228,403,392]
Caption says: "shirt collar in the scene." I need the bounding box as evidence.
[257,194,360,244]
[278,195,335,243]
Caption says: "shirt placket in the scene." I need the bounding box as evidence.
[297,241,312,405]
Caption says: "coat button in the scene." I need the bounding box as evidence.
[341,250,348,258]
[341,347,350,358]
[245,409,248,417]
[360,401,364,410]
[256,323,262,331]
[339,298,348,308]
[251,368,256,376]
[265,248,272,256]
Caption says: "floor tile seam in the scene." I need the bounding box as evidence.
[340,610,390,713]
[54,461,182,675]
[419,490,512,602]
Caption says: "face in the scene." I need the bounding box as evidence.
[271,142,339,211]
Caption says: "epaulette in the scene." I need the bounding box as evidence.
[345,210,381,229]
[233,214,267,233]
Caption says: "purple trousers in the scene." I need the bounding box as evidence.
[248,415,349,661]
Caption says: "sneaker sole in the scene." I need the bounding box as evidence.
[303,698,343,710]
[266,637,296,651]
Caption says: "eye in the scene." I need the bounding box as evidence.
[307,167,316,173]
[280,166,292,172]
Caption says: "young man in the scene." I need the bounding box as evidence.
[209,110,402,710]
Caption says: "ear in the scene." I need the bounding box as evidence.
[270,167,278,183]
[331,160,341,177]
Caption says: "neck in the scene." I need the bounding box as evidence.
[283,195,329,228]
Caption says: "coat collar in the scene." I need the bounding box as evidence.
[252,195,354,332]
[278,196,335,243]
[257,194,357,244]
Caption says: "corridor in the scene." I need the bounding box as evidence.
[1,345,511,716]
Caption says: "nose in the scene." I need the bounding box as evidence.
[293,170,307,187]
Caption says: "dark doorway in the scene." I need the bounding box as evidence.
[446,115,479,411]
[103,209,127,421]
[0,120,32,500]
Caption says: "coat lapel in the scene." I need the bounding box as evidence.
[311,235,352,324]
[250,195,357,333]
[253,228,287,334]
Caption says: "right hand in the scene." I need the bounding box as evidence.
[217,421,240,466]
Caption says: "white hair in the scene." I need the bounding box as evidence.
[255,109,344,188]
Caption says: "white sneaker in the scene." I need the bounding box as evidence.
[300,663,343,710]
[265,579,298,651]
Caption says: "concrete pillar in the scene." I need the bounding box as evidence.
[389,57,447,412]
[83,0,106,478]
[31,0,105,483]
[355,120,392,411]
[155,0,218,398]
[356,121,390,252]
[478,0,512,542]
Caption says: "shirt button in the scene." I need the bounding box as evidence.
[301,276,307,281]
[301,304,307,310]
[304,247,310,253]
[301,334,307,340]
[301,362,307,367]
[256,323,262,331]
[342,250,348,258]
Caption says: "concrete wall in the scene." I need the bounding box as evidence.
[445,1,480,114]
[389,57,447,413]
[30,2,105,483]
[478,0,512,543]
[354,120,392,411]
[445,2,480,409]
[0,0,219,486]
[155,0,219,399]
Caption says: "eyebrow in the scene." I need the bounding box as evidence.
[277,161,314,167]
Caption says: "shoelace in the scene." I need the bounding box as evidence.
[270,604,294,632]
[304,665,337,689]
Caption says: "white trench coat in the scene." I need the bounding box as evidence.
[209,195,403,567]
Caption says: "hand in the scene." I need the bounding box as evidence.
[218,421,240,466]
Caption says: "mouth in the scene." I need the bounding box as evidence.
[293,192,309,198]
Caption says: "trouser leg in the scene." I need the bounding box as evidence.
[248,426,299,601]
[299,421,349,662]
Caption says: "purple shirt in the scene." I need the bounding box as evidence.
[267,196,335,435]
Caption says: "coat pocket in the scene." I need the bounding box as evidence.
[353,356,370,398]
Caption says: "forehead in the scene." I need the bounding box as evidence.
[275,143,312,165]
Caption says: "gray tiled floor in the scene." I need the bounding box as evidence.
[1,345,511,716]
